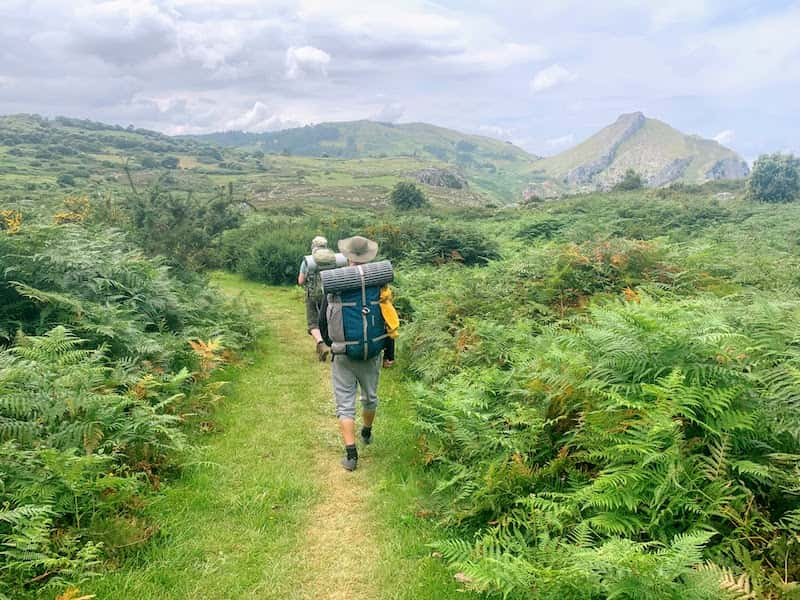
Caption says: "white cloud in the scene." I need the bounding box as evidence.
[546,133,575,148]
[713,129,735,145]
[0,0,794,158]
[68,0,178,65]
[285,45,331,79]
[530,64,577,93]
[224,101,299,132]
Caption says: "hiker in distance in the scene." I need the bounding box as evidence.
[298,235,344,361]
[318,235,399,471]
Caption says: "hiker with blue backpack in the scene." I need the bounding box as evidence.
[317,235,399,471]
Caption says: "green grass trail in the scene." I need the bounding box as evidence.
[84,273,468,600]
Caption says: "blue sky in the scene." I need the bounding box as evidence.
[0,0,798,160]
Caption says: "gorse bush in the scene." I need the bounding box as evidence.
[0,219,256,596]
[390,181,429,210]
[122,172,244,271]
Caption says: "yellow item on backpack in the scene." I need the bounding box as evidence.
[379,286,400,339]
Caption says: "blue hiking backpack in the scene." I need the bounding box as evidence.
[323,262,393,360]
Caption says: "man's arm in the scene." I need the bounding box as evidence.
[298,260,308,286]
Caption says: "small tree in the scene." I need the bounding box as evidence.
[56,173,75,187]
[747,153,800,203]
[390,181,429,210]
[160,156,180,169]
[613,169,644,191]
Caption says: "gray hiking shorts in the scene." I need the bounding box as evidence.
[332,354,381,420]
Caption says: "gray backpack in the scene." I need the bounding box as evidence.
[304,248,347,302]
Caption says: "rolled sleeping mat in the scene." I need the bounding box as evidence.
[303,252,348,273]
[321,260,394,293]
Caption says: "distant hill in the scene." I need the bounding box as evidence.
[0,112,752,208]
[527,112,750,197]
[192,120,537,165]
[0,114,509,208]
[0,113,209,156]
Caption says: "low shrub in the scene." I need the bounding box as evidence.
[747,153,800,203]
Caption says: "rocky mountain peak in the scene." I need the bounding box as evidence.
[529,112,750,197]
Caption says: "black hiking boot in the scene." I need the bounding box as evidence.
[342,444,358,471]
[341,456,358,471]
[361,426,372,445]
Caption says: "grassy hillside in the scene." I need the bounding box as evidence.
[0,114,528,208]
[0,112,754,209]
[193,119,540,203]
[192,120,536,163]
[530,112,749,196]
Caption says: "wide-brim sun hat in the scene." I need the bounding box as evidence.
[338,236,378,263]
[311,235,328,250]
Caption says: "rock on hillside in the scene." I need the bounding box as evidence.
[529,112,750,197]
[413,168,467,189]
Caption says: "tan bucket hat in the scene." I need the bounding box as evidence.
[338,235,378,263]
[311,235,328,251]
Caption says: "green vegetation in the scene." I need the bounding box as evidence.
[0,218,256,598]
[395,194,800,598]
[192,120,534,164]
[390,181,429,210]
[613,168,645,191]
[0,114,519,207]
[206,187,800,598]
[217,212,500,286]
[123,174,244,270]
[82,276,465,600]
[747,153,800,203]
[3,113,799,599]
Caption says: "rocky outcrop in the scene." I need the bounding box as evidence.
[413,168,467,189]
[650,157,692,187]
[705,158,750,180]
[564,112,646,185]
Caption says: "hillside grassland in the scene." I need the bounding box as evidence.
[193,119,535,163]
[0,115,531,209]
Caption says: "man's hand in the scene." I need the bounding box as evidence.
[383,359,395,369]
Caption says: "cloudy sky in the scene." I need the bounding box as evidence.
[0,0,798,159]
